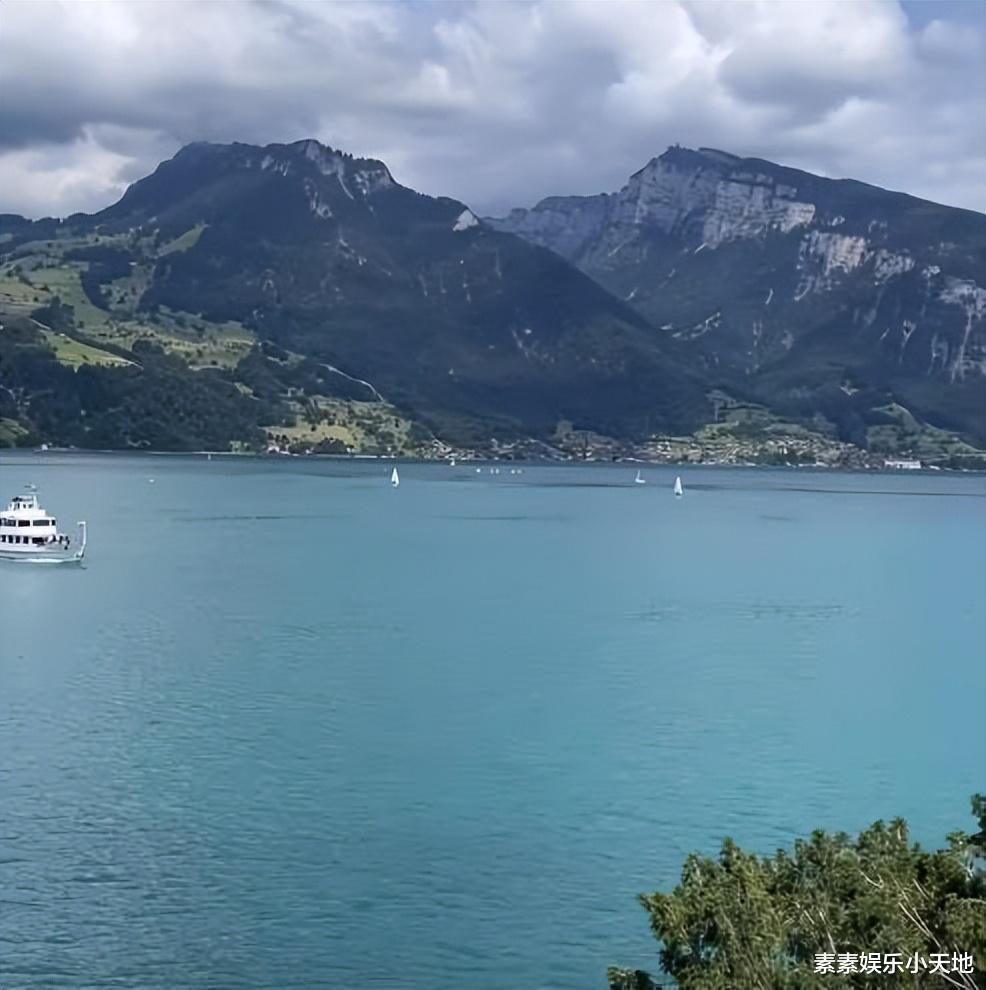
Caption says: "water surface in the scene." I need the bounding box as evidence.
[2,455,983,989]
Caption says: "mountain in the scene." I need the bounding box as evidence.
[1,140,983,462]
[489,146,986,449]
[0,140,710,452]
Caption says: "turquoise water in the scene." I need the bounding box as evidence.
[1,454,983,990]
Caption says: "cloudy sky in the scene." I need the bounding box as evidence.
[0,0,983,218]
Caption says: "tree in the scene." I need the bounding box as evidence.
[31,295,76,333]
[612,797,985,989]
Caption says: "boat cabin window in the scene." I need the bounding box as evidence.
[17,520,30,527]
[32,519,52,526]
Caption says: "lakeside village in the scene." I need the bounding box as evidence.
[256,391,986,470]
[261,425,982,472]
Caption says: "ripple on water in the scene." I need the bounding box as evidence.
[0,457,982,990]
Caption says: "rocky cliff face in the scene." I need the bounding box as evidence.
[2,140,982,453]
[494,147,819,259]
[489,147,986,446]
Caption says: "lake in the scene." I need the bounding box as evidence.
[1,453,983,990]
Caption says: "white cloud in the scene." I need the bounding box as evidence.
[0,0,981,217]
[919,17,980,59]
[0,131,135,217]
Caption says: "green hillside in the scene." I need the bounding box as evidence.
[2,140,983,464]
[0,140,709,453]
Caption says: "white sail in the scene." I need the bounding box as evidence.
[673,475,683,497]
[634,469,645,485]
[391,466,400,487]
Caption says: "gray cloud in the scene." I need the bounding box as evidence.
[0,0,982,218]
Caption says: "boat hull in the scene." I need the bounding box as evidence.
[0,547,85,564]
[0,522,86,564]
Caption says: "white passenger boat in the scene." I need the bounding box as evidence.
[0,486,87,564]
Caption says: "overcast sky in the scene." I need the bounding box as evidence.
[0,0,983,218]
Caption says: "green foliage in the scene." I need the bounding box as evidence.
[0,318,278,451]
[608,967,661,990]
[313,436,347,454]
[626,798,985,989]
[6,139,712,446]
[63,244,133,309]
[3,140,984,454]
[31,295,76,333]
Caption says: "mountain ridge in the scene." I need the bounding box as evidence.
[488,145,986,449]
[0,139,983,462]
[0,138,712,454]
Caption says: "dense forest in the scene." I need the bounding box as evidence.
[0,304,283,450]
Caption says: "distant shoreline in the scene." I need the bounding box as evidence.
[5,447,985,475]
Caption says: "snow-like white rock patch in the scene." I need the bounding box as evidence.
[873,249,914,282]
[799,231,867,276]
[453,209,479,232]
[941,277,986,317]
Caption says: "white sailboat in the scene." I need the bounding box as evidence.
[673,475,683,498]
[391,466,400,487]
[634,469,646,485]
